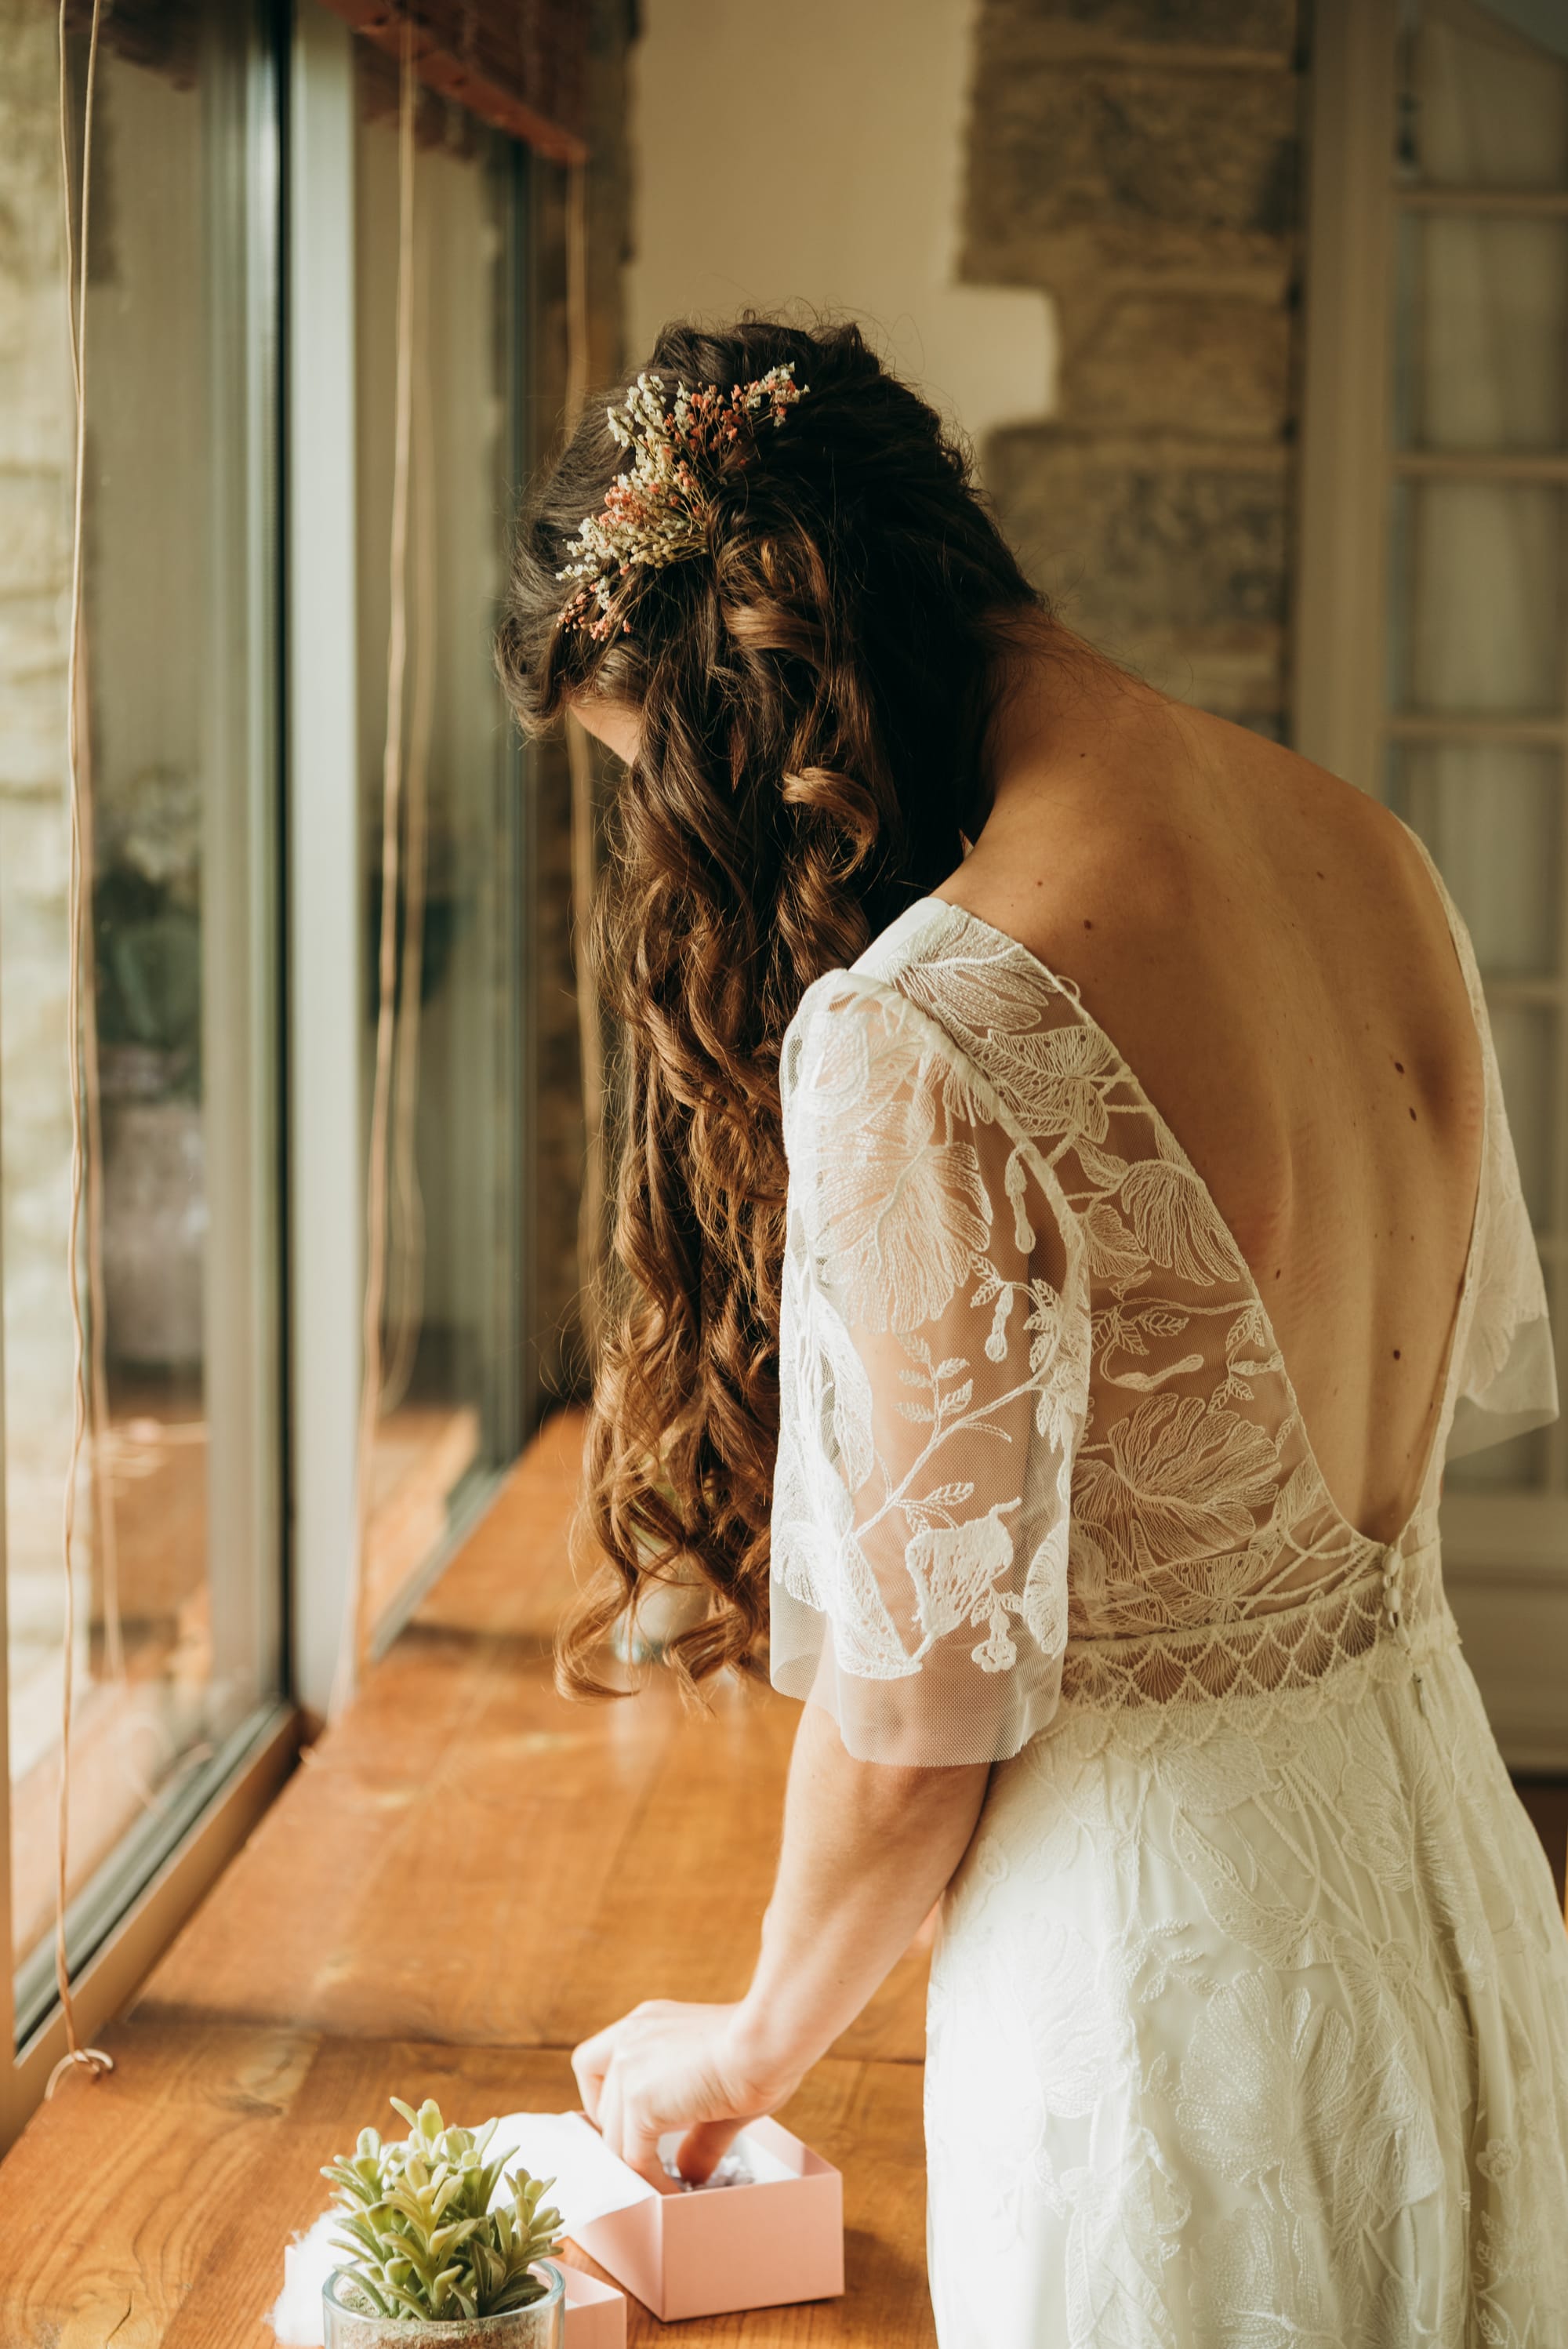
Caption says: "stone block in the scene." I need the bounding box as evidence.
[1065,291,1291,437]
[1125,623,1287,726]
[0,797,67,907]
[986,424,1289,721]
[0,5,67,256]
[0,470,67,597]
[0,724,66,800]
[964,45,1301,284]
[989,0,1296,48]
[0,601,66,688]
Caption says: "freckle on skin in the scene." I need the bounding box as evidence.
[1393,1349,1401,1360]
[1083,919,1093,930]
[1395,1060,1404,1073]
[1410,1106,1417,1121]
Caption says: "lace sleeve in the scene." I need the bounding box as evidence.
[769,972,1090,1766]
[1446,993,1559,1462]
[1400,819,1563,1464]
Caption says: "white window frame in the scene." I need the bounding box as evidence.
[0,0,299,2137]
[288,0,365,1726]
[0,0,540,2148]
[1295,0,1568,1766]
[285,0,537,1701]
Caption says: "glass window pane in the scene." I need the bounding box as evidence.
[1394,215,1568,454]
[1389,746,1562,976]
[1,2,280,2029]
[353,60,523,1639]
[1396,7,1568,1515]
[1388,481,1563,716]
[1410,0,1568,189]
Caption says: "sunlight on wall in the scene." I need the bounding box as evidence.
[626,0,1056,462]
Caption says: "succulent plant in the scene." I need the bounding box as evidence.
[323,2096,564,2323]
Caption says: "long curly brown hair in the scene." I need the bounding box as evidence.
[496,317,1043,1700]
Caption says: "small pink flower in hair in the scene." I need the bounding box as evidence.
[556,363,809,636]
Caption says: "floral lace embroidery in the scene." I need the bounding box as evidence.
[769,828,1555,1765]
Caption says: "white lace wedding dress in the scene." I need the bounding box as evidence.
[769,820,1568,2346]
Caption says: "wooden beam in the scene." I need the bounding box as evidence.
[318,0,589,165]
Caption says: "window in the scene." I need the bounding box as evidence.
[1297,0,1568,1761]
[1387,1,1568,1498]
[1,0,285,2053]
[0,0,575,2130]
[352,50,527,1649]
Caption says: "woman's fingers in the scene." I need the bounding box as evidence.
[572,2025,614,2121]
[570,2002,763,2193]
[594,2044,673,2189]
[620,2111,677,2193]
[597,2057,626,2167]
[673,2117,746,2185]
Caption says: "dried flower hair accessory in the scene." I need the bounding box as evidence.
[557,363,808,640]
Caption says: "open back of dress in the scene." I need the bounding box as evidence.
[768,815,1568,2345]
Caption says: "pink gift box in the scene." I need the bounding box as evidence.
[566,2116,844,2324]
[560,2260,626,2348]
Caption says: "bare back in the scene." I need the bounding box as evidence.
[936,665,1485,1548]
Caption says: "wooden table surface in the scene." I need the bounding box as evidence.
[1,1413,935,2347]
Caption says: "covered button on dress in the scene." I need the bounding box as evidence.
[769,820,1568,2347]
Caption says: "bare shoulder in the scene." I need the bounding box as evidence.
[938,697,1440,1000]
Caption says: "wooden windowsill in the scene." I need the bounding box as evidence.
[0,1410,935,2344]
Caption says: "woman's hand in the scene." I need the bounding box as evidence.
[571,1999,800,2190]
[572,1704,989,2195]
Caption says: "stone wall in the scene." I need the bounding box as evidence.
[963,0,1305,739]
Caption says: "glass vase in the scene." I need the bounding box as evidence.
[322,2264,565,2349]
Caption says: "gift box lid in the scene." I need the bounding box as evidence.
[560,2259,626,2349]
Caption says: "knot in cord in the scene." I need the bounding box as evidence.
[45,2042,114,2100]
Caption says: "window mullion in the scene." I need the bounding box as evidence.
[287,3,364,1726]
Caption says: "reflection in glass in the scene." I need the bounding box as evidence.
[0,2,279,2029]
[354,58,523,1639]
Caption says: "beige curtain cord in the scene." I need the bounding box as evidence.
[48,0,114,2100]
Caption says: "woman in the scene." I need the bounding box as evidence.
[498,320,1568,2344]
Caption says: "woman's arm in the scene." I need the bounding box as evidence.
[572,1697,989,2186]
